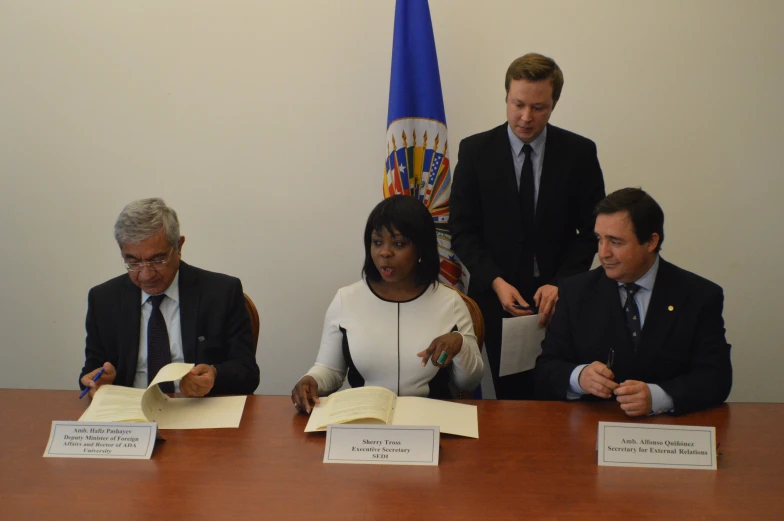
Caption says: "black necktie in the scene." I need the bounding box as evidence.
[623,284,642,348]
[519,144,536,231]
[147,294,174,393]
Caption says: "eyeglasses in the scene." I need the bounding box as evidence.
[124,248,174,272]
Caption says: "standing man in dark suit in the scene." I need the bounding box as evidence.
[535,188,732,416]
[450,53,605,399]
[79,198,260,398]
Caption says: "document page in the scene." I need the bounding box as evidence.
[327,386,395,425]
[305,386,396,432]
[78,386,147,422]
[393,397,478,438]
[499,314,546,376]
[149,362,193,387]
[156,396,247,429]
[141,363,193,421]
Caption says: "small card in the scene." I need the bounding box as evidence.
[44,421,157,459]
[324,424,439,466]
[597,421,717,470]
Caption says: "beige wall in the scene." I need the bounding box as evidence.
[1,1,782,401]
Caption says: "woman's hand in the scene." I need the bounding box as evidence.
[417,332,463,368]
[291,375,320,414]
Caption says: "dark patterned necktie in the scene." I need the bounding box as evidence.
[623,283,642,349]
[147,294,174,393]
[519,143,535,231]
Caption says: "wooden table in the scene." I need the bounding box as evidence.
[1,390,782,520]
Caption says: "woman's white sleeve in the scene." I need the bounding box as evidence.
[305,290,347,394]
[449,294,485,391]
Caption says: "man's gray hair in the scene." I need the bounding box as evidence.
[114,198,181,249]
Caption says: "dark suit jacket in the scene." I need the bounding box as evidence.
[450,123,605,298]
[535,259,732,415]
[80,262,260,395]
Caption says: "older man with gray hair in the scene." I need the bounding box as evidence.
[79,198,259,397]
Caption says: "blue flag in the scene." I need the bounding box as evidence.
[384,0,465,290]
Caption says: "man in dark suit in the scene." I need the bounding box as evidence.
[79,198,259,397]
[450,53,605,399]
[535,188,732,416]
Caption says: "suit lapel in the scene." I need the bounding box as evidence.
[638,259,683,359]
[178,262,199,364]
[119,277,141,387]
[536,124,562,228]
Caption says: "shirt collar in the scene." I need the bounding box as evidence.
[507,123,547,158]
[141,270,180,305]
[618,255,659,292]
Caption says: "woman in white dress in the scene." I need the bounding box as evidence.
[291,195,484,413]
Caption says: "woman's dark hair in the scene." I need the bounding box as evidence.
[594,187,664,252]
[362,195,440,286]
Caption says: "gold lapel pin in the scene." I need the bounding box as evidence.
[668,305,674,311]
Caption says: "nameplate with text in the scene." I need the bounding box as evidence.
[44,421,157,459]
[597,421,717,470]
[324,424,439,466]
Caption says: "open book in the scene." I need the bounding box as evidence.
[78,363,246,429]
[304,386,478,438]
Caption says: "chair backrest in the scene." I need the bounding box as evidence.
[444,286,485,351]
[243,293,260,354]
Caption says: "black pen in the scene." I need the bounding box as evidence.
[513,304,539,313]
[606,348,615,370]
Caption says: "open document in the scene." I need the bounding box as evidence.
[79,363,246,429]
[304,386,478,438]
[499,314,547,377]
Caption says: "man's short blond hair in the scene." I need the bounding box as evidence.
[505,53,564,105]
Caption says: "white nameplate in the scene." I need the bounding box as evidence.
[43,421,157,459]
[324,424,439,466]
[597,421,717,470]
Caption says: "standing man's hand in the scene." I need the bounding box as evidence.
[180,364,216,397]
[80,362,117,398]
[492,277,534,317]
[614,380,653,417]
[533,284,559,327]
[578,361,618,399]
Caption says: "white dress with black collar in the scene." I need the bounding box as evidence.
[306,280,484,398]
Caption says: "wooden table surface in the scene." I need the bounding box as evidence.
[1,390,782,520]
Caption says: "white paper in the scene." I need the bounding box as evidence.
[499,315,546,376]
[324,424,439,466]
[597,421,717,470]
[141,363,193,421]
[155,396,247,429]
[392,397,478,438]
[44,421,156,459]
[78,386,147,422]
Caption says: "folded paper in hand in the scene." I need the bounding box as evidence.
[78,363,246,429]
[499,314,546,377]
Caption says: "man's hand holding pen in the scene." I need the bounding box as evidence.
[79,362,116,398]
[578,361,618,399]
